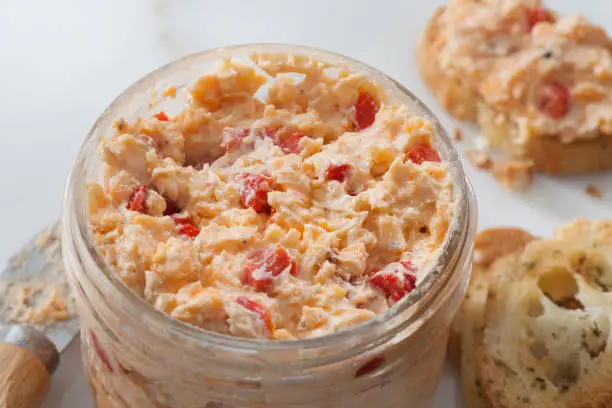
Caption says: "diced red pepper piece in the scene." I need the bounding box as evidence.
[526,7,556,32]
[405,144,441,165]
[90,331,113,372]
[539,83,570,119]
[403,273,417,292]
[244,246,297,292]
[172,213,199,237]
[239,173,274,213]
[325,164,352,183]
[352,92,379,130]
[127,185,148,213]
[279,133,304,154]
[154,111,169,121]
[369,262,417,302]
[399,260,417,273]
[177,223,200,238]
[369,273,407,302]
[236,296,274,334]
[222,127,250,153]
[355,357,386,378]
[171,214,192,224]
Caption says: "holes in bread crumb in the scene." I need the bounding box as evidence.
[548,357,581,389]
[537,268,584,310]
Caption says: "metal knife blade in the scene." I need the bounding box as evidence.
[0,222,80,353]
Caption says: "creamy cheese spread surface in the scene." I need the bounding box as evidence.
[88,53,454,340]
[432,0,612,142]
[481,15,612,143]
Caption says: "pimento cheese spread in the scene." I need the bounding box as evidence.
[431,0,545,93]
[88,53,454,340]
[430,0,612,143]
[481,15,612,143]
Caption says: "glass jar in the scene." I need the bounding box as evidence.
[62,43,477,408]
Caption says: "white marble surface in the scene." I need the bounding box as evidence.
[0,0,611,407]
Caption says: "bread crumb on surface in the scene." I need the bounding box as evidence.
[586,184,602,199]
[1,223,75,328]
[492,160,535,191]
[465,149,493,170]
[454,128,462,141]
[10,284,71,325]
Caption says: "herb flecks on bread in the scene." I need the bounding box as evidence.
[475,220,612,408]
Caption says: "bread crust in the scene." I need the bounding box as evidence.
[477,102,612,175]
[449,228,536,408]
[417,7,479,122]
[478,287,612,408]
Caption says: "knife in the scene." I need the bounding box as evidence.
[0,224,79,408]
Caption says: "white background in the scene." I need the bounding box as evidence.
[0,0,611,406]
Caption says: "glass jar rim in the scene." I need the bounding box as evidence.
[63,42,476,353]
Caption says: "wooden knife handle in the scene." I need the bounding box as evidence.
[0,342,50,408]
